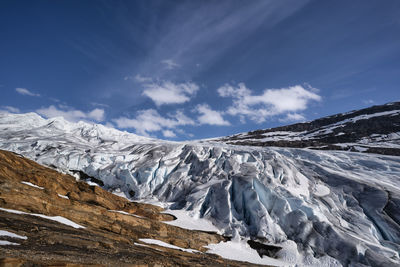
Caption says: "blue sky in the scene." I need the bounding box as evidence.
[1,0,399,139]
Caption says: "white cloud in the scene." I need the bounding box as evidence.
[88,108,105,121]
[162,130,176,138]
[244,86,321,112]
[279,113,306,122]
[196,104,230,126]
[218,83,321,123]
[15,88,40,97]
[173,110,196,125]
[218,83,250,98]
[0,106,20,113]
[36,105,105,122]
[131,74,199,106]
[104,122,115,128]
[161,59,180,70]
[113,109,195,136]
[142,80,199,106]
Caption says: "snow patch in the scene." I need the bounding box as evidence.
[314,184,330,197]
[0,208,85,229]
[139,238,200,253]
[57,194,69,199]
[0,230,27,240]
[162,209,220,233]
[134,242,163,251]
[21,181,44,190]
[108,210,145,218]
[205,239,288,266]
[354,146,368,152]
[86,181,99,187]
[0,240,20,246]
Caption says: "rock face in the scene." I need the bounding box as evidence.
[217,102,400,156]
[0,105,400,266]
[0,149,266,266]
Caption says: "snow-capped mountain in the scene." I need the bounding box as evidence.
[216,102,400,156]
[0,107,399,266]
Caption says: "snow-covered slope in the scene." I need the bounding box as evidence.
[0,112,399,266]
[216,102,400,156]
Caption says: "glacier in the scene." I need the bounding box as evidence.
[0,112,399,266]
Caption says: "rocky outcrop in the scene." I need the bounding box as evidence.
[0,149,268,266]
[218,102,400,156]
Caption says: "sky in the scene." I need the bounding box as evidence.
[1,0,399,140]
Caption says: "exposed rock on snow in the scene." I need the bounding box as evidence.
[216,102,400,156]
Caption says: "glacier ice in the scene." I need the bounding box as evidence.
[0,112,399,266]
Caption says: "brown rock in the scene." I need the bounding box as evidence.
[0,150,271,266]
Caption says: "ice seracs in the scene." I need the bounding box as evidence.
[0,110,399,266]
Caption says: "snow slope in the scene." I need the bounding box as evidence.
[0,112,399,266]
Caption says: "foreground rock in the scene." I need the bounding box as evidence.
[0,149,269,266]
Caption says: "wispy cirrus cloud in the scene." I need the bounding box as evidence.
[15,88,40,97]
[218,83,321,123]
[36,105,105,122]
[124,74,152,82]
[161,59,180,70]
[130,0,310,80]
[134,74,153,83]
[90,102,109,108]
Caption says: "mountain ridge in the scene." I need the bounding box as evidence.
[215,101,400,156]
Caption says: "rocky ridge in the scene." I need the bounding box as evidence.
[0,149,269,266]
[216,102,400,156]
